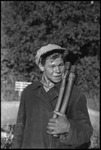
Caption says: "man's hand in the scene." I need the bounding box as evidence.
[47,111,70,136]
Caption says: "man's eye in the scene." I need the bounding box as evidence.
[59,63,64,67]
[48,65,54,68]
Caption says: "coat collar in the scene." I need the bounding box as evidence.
[31,81,43,90]
[32,80,61,91]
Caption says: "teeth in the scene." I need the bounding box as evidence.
[54,76,61,77]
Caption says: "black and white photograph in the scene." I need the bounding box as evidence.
[1,1,100,149]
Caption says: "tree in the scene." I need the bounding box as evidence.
[1,1,100,100]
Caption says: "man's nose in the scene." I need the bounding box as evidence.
[55,66,60,73]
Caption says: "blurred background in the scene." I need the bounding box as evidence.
[1,1,100,148]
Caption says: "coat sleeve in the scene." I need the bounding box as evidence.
[59,93,93,148]
[11,90,26,148]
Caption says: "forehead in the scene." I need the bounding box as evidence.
[46,57,64,65]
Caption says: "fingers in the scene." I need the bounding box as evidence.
[47,112,65,136]
[47,129,58,135]
[49,118,56,123]
[47,120,58,135]
[47,125,55,131]
[53,134,59,137]
[48,122,56,127]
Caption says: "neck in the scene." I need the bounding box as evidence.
[41,74,54,92]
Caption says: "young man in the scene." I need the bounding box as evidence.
[12,44,93,149]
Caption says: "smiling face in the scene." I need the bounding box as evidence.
[39,53,65,84]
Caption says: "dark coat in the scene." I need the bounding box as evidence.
[12,81,93,149]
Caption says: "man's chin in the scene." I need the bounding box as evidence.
[51,78,62,84]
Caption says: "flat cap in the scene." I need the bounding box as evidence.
[35,44,65,65]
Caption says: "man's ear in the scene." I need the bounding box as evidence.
[39,63,44,72]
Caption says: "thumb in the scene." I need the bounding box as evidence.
[54,111,63,117]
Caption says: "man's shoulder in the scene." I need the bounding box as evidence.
[70,84,83,103]
[70,84,86,104]
[72,84,82,94]
[23,80,42,92]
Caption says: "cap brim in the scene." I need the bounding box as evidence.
[41,48,65,57]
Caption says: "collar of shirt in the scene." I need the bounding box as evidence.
[40,75,55,92]
[32,80,61,93]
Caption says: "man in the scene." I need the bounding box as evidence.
[12,44,93,149]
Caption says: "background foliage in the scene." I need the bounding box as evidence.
[1,1,100,101]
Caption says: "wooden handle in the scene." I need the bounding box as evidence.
[52,64,76,138]
[60,65,76,114]
[52,62,71,137]
[53,62,71,118]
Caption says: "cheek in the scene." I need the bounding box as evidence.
[45,68,53,75]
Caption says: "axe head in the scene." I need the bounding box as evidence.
[65,62,71,70]
[70,65,76,74]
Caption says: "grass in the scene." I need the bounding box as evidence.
[1,101,20,127]
[86,97,99,112]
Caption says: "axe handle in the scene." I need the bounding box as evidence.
[53,65,76,137]
[53,62,71,119]
[60,71,76,114]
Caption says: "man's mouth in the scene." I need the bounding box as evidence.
[54,75,62,78]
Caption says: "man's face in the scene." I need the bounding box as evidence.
[42,56,65,83]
